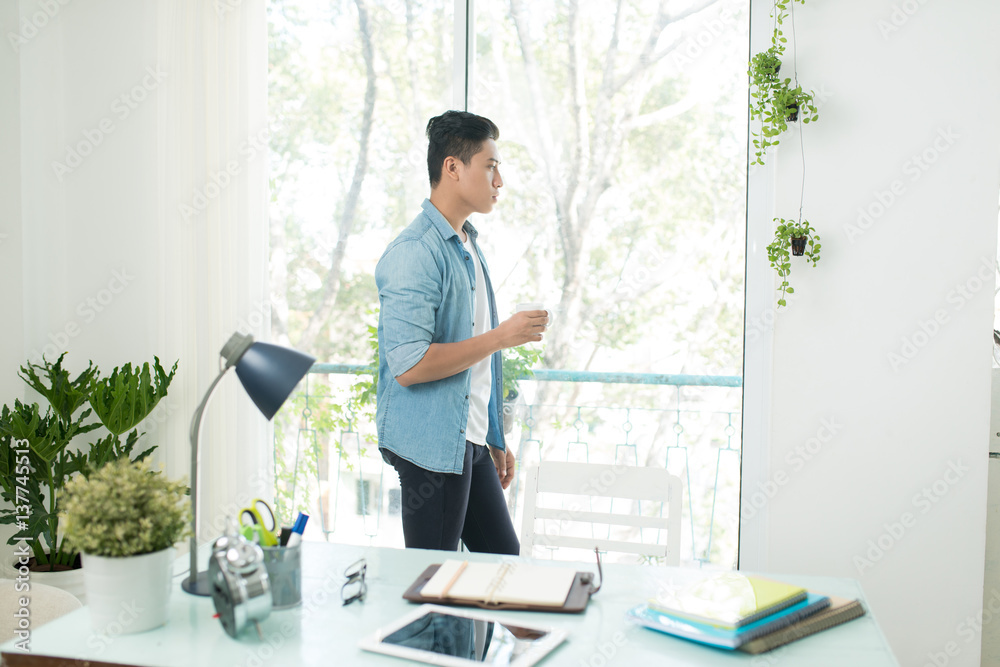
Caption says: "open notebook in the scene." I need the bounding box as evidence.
[419,560,578,608]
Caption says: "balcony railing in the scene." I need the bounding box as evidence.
[274,364,742,569]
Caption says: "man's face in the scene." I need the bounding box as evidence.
[456,139,503,215]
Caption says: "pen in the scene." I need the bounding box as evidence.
[286,512,309,548]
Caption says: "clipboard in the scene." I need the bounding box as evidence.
[402,564,597,613]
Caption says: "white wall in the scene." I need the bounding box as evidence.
[0,0,24,555]
[742,2,1000,666]
[0,2,23,401]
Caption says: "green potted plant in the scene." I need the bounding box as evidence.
[766,218,821,307]
[61,458,190,633]
[0,353,177,590]
[749,47,782,121]
[751,74,819,165]
[748,0,818,166]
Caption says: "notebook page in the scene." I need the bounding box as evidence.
[445,562,508,600]
[490,563,577,607]
[422,560,578,607]
[420,560,471,598]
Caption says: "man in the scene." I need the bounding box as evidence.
[375,110,547,555]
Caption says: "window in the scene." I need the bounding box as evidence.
[268,0,747,568]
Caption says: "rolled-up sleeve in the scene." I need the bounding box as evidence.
[376,240,442,378]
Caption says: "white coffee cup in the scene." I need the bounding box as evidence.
[516,302,554,327]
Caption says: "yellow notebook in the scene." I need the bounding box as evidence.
[420,559,577,608]
[648,572,807,629]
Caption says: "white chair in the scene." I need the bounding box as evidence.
[519,461,682,565]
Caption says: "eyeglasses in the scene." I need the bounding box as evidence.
[580,547,603,594]
[342,558,367,606]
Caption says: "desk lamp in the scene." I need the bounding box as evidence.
[182,332,315,596]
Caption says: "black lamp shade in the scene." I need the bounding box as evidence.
[234,342,315,420]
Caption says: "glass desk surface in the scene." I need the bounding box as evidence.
[1,542,899,667]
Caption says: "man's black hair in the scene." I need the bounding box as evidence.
[426,110,500,188]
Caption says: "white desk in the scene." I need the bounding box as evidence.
[0,543,898,666]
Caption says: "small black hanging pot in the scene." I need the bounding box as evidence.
[791,236,807,256]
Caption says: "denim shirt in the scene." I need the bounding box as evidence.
[375,199,506,474]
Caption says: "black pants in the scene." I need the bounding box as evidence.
[386,441,520,556]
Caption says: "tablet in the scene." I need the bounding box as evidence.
[358,604,568,667]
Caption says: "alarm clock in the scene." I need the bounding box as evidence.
[209,531,273,638]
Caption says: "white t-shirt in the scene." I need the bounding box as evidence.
[462,235,492,445]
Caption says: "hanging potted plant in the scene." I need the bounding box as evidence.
[749,47,782,123]
[748,0,819,166]
[767,218,821,307]
[752,77,819,165]
[0,353,177,601]
[61,458,190,634]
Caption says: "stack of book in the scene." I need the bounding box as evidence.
[625,572,866,654]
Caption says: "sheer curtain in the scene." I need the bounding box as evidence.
[155,0,271,541]
[16,0,271,549]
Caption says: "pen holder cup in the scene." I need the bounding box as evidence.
[262,544,302,609]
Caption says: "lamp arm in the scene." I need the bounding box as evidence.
[186,366,232,592]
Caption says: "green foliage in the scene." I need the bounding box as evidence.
[18,355,98,425]
[348,315,379,419]
[748,0,818,165]
[748,48,782,120]
[503,345,543,403]
[766,218,821,308]
[62,458,190,558]
[0,353,178,568]
[752,2,821,309]
[272,418,319,529]
[272,314,378,527]
[751,79,819,164]
[88,358,177,437]
[77,430,157,479]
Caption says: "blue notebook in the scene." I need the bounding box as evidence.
[626,592,831,650]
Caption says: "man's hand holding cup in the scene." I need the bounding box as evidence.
[516,302,552,335]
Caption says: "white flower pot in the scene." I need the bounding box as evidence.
[81,547,175,634]
[3,554,87,604]
[25,565,87,605]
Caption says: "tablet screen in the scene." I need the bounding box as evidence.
[378,610,555,666]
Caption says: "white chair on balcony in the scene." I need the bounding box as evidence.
[519,461,683,565]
